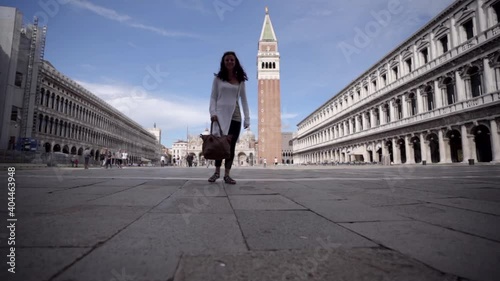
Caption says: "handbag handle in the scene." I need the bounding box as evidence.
[210,120,224,136]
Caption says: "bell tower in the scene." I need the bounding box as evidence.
[257,6,282,165]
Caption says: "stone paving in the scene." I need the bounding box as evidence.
[0,164,499,281]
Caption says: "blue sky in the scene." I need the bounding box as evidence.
[4,0,454,148]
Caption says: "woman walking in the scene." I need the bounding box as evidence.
[207,51,250,184]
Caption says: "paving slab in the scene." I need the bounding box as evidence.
[224,180,300,195]
[13,191,104,214]
[15,205,148,247]
[426,187,500,202]
[275,184,346,201]
[341,220,500,281]
[0,248,89,281]
[235,210,377,250]
[173,248,459,281]
[151,196,234,214]
[141,179,188,186]
[53,213,247,281]
[425,197,500,216]
[229,194,307,210]
[3,165,499,281]
[89,185,179,207]
[172,181,226,197]
[340,192,424,207]
[378,203,500,241]
[368,188,456,201]
[300,199,408,222]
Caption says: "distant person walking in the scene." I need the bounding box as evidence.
[83,148,91,169]
[207,51,250,184]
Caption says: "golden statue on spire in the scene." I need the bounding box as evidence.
[265,6,269,14]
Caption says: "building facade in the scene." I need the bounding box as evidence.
[257,7,283,164]
[0,6,161,165]
[294,0,500,165]
[36,61,159,163]
[172,128,257,167]
[282,132,294,164]
[0,7,45,151]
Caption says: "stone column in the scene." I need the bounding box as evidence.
[464,77,472,99]
[405,135,415,164]
[468,135,478,162]
[379,105,385,125]
[455,71,466,102]
[364,144,369,163]
[477,0,487,33]
[382,141,388,164]
[438,129,446,163]
[490,119,500,162]
[388,100,394,122]
[461,125,471,163]
[421,94,428,112]
[420,133,427,163]
[450,17,458,48]
[392,138,401,164]
[401,95,408,118]
[483,57,494,95]
[361,113,366,131]
[434,80,443,108]
[438,129,447,163]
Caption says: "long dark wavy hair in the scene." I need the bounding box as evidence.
[215,51,248,82]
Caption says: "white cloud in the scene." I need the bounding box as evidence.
[69,0,131,22]
[128,23,202,39]
[68,0,200,38]
[75,80,210,144]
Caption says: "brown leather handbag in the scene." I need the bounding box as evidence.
[200,120,232,160]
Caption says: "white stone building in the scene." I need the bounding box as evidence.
[0,6,160,164]
[294,0,500,165]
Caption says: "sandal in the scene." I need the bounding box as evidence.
[208,172,220,183]
[223,175,236,185]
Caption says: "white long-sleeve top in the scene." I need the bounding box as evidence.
[209,76,250,136]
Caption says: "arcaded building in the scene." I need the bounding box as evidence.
[0,6,160,164]
[294,0,500,165]
[35,61,159,163]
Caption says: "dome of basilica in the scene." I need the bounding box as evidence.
[241,128,255,140]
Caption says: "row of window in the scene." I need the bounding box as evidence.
[299,1,500,132]
[36,113,123,147]
[261,62,277,69]
[298,65,489,148]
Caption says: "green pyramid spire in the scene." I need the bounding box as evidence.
[259,7,277,42]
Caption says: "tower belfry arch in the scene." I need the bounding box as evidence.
[257,6,282,164]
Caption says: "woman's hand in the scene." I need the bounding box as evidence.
[211,115,218,122]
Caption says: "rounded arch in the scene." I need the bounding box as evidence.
[44,142,52,153]
[398,138,406,163]
[410,136,422,163]
[62,145,70,154]
[78,147,84,156]
[473,125,492,162]
[426,133,440,163]
[446,129,463,162]
[71,146,77,155]
[53,144,61,152]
